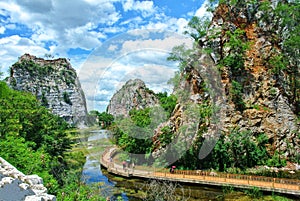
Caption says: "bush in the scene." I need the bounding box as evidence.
[245,186,263,199]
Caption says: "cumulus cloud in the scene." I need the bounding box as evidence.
[0,35,48,74]
[123,0,156,17]
[0,0,207,110]
[79,30,191,111]
[195,0,212,19]
[0,0,121,71]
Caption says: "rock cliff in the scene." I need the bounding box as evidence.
[107,79,159,117]
[153,1,299,159]
[7,54,88,126]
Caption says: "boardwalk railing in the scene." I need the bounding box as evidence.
[100,147,300,195]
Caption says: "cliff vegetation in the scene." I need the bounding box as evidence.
[109,0,300,175]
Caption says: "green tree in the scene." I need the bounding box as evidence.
[98,112,114,128]
[230,80,245,112]
[220,28,249,73]
[0,136,59,193]
[184,16,211,47]
[0,81,71,194]
[156,92,177,117]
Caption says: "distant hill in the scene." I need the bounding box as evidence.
[107,79,159,117]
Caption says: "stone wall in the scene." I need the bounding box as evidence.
[0,157,56,201]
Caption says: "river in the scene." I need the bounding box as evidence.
[79,129,298,201]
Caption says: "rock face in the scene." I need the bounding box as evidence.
[0,157,56,201]
[7,54,88,126]
[153,2,300,159]
[107,79,159,117]
[204,2,300,157]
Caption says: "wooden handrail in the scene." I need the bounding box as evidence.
[101,147,300,193]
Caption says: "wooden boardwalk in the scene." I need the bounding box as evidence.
[100,147,300,196]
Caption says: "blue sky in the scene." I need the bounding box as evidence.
[0,0,210,111]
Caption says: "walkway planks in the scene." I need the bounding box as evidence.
[100,147,300,196]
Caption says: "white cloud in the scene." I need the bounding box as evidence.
[120,35,192,54]
[120,16,143,26]
[123,0,155,17]
[0,0,123,74]
[108,44,118,51]
[176,18,189,35]
[100,26,126,34]
[79,31,191,111]
[0,35,48,75]
[123,0,133,11]
[195,0,212,19]
[0,0,207,110]
[0,26,5,34]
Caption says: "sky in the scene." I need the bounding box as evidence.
[0,0,211,111]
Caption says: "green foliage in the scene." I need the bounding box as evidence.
[156,92,177,117]
[41,91,49,107]
[57,183,105,201]
[60,69,76,86]
[245,186,263,199]
[0,81,72,194]
[258,0,300,115]
[56,150,106,201]
[12,60,55,77]
[230,80,245,112]
[167,44,193,72]
[112,125,153,156]
[129,108,151,127]
[227,130,267,169]
[266,151,287,168]
[184,16,211,46]
[0,136,59,193]
[97,111,114,128]
[167,71,181,89]
[159,126,173,147]
[220,29,249,73]
[177,129,270,171]
[268,54,288,75]
[111,108,154,156]
[291,151,300,164]
[271,195,294,201]
[222,184,235,194]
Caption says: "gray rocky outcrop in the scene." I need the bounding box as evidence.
[0,157,56,201]
[107,79,159,117]
[7,54,88,126]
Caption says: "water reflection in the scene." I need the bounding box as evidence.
[81,129,130,200]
